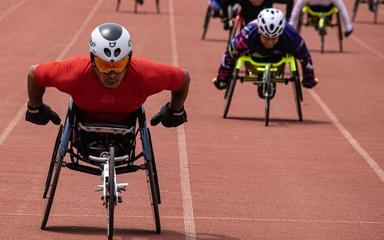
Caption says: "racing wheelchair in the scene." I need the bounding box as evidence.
[297,5,343,53]
[352,0,383,24]
[41,99,161,240]
[202,2,241,43]
[223,54,303,126]
[116,0,160,13]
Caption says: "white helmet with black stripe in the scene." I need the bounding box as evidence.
[89,22,132,62]
[257,8,286,38]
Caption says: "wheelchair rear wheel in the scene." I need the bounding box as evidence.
[202,6,212,40]
[145,129,161,233]
[292,70,303,121]
[41,125,64,230]
[107,147,116,240]
[336,13,343,52]
[156,0,160,13]
[223,69,238,118]
[116,0,121,11]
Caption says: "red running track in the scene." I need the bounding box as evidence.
[0,0,383,239]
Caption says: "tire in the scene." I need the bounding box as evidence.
[227,16,242,49]
[265,94,271,127]
[43,125,63,199]
[116,0,121,11]
[297,12,304,33]
[202,6,211,40]
[336,13,343,52]
[223,69,238,118]
[352,0,359,21]
[41,135,64,230]
[156,0,160,13]
[144,129,161,233]
[263,66,273,126]
[107,147,116,240]
[293,71,303,122]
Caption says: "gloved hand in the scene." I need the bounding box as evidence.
[150,102,187,128]
[302,71,318,88]
[25,103,61,125]
[212,77,227,90]
[222,18,233,30]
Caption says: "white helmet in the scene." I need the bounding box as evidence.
[257,8,286,38]
[89,23,132,62]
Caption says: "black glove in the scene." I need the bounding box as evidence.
[150,102,187,128]
[212,77,227,90]
[302,71,318,89]
[25,103,61,125]
[222,18,233,30]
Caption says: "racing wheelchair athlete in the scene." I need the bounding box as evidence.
[289,0,353,53]
[25,22,189,239]
[212,8,318,125]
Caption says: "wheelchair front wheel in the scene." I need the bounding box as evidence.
[41,128,64,229]
[107,147,116,240]
[145,129,161,233]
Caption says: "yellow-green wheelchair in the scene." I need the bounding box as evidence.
[297,5,343,53]
[223,54,303,126]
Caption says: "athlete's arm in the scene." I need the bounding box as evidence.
[27,65,45,108]
[216,23,253,81]
[170,70,190,111]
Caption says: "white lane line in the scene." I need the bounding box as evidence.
[0,0,29,23]
[0,100,27,146]
[0,0,104,147]
[2,212,384,225]
[168,0,196,239]
[351,36,384,59]
[309,90,384,183]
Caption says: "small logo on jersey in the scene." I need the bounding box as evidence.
[109,42,116,48]
[100,95,115,103]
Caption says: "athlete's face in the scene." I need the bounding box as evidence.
[93,67,127,89]
[249,0,264,6]
[260,34,279,49]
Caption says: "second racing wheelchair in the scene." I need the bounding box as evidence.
[223,54,303,126]
[297,4,343,53]
[41,98,161,240]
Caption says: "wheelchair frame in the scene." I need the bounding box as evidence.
[298,5,343,53]
[352,0,383,24]
[116,0,160,13]
[40,99,161,239]
[223,55,303,126]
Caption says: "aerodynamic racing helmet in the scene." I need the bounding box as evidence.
[257,8,286,38]
[89,23,132,73]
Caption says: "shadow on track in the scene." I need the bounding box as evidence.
[225,116,330,126]
[202,38,228,43]
[117,10,166,15]
[309,49,354,54]
[45,226,241,240]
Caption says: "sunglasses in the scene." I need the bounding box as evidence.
[93,55,129,74]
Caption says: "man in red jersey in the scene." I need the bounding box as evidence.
[25,22,189,127]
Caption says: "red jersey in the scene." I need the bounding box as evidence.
[35,55,185,116]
